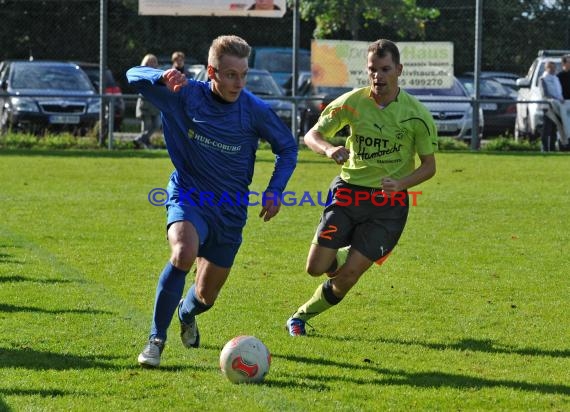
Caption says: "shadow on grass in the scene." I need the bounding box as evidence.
[0,387,90,412]
[0,303,113,315]
[0,275,73,284]
[0,399,9,412]
[274,353,570,395]
[0,252,23,264]
[0,388,81,397]
[0,347,120,370]
[319,334,570,359]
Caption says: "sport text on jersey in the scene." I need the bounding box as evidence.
[354,134,404,161]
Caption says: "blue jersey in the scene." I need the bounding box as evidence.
[127,66,298,227]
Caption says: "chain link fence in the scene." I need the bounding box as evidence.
[1,0,569,144]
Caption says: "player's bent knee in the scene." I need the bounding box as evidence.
[170,243,197,271]
[305,262,327,277]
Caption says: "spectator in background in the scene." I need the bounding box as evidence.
[248,0,280,10]
[557,55,570,99]
[171,51,191,77]
[557,55,570,150]
[540,61,565,152]
[134,54,161,149]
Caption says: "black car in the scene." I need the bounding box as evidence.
[74,62,125,130]
[245,69,296,130]
[296,72,353,135]
[0,60,100,135]
[458,75,517,137]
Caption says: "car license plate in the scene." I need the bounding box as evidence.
[481,103,497,110]
[49,115,80,124]
[436,122,456,132]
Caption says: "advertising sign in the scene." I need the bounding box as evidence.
[139,0,286,17]
[311,40,454,89]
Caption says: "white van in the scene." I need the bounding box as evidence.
[515,50,570,139]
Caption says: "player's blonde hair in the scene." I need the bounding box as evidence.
[208,35,251,68]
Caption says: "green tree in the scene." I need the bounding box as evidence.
[295,0,439,40]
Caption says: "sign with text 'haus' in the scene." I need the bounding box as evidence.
[311,40,454,89]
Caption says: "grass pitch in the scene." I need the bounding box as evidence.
[0,148,568,411]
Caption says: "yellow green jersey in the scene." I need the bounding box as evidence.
[315,87,438,188]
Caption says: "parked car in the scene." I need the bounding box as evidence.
[0,60,100,135]
[405,76,484,142]
[244,68,296,130]
[296,72,353,135]
[457,75,517,137]
[249,47,311,94]
[463,71,520,95]
[74,62,125,129]
[515,49,570,139]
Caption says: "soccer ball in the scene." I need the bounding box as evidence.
[219,335,271,384]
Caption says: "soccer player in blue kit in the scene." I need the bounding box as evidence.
[127,35,298,367]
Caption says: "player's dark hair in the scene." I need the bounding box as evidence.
[368,39,400,65]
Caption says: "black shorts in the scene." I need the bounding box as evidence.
[313,176,409,263]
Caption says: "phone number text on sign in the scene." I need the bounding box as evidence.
[399,77,446,87]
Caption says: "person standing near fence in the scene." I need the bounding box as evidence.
[127,35,297,367]
[540,61,565,152]
[134,54,161,149]
[557,55,570,99]
[557,55,570,150]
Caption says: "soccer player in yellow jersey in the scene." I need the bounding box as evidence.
[286,39,437,336]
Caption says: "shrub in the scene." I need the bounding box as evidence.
[482,137,541,152]
[0,133,38,149]
[0,133,100,150]
[437,137,470,151]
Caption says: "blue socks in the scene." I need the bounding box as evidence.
[179,283,213,324]
[150,262,188,341]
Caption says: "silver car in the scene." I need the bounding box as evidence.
[515,50,570,139]
[406,77,483,142]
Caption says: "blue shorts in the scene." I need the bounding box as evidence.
[165,178,243,268]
